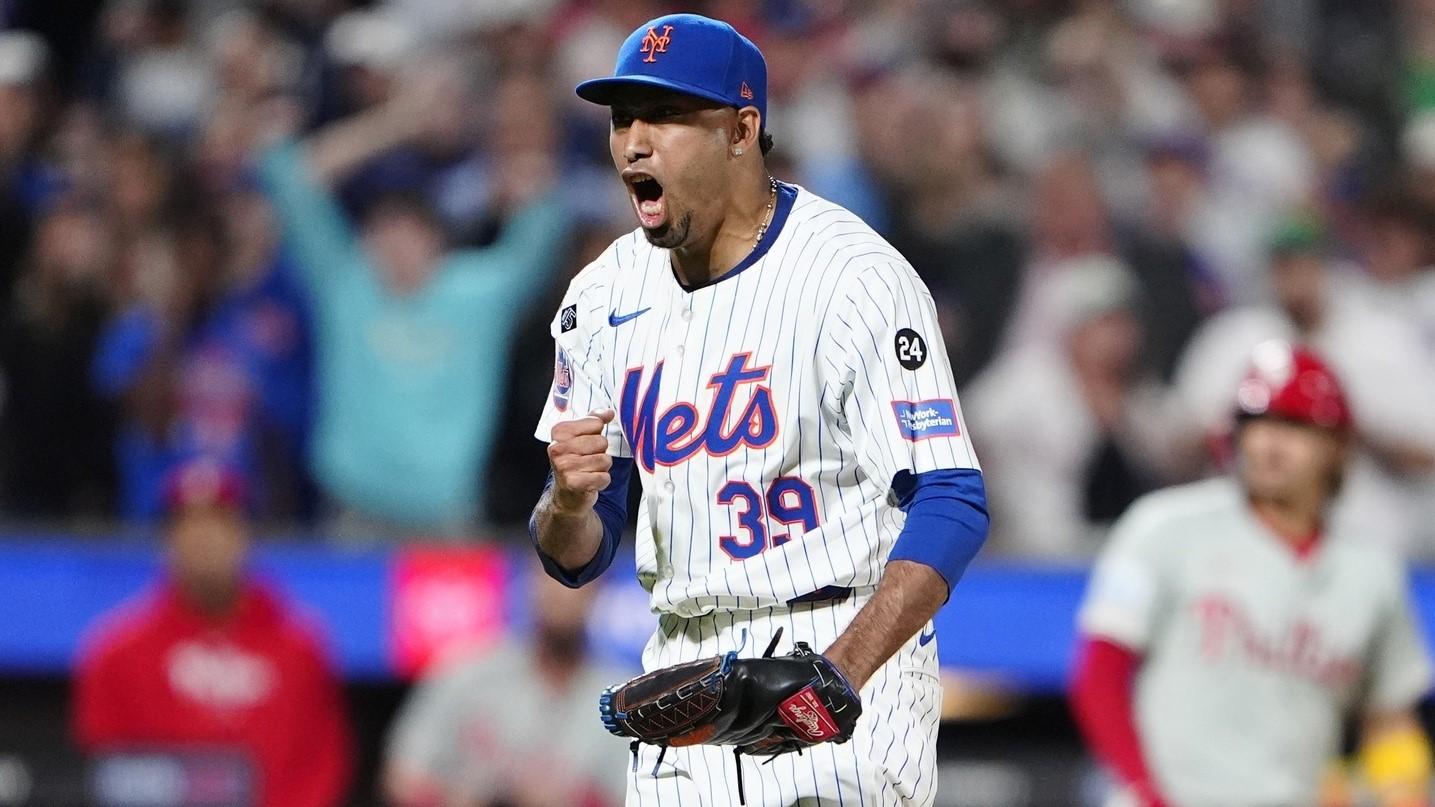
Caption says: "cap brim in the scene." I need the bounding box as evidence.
[575,74,736,109]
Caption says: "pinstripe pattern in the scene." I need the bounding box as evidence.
[535,185,971,806]
[626,595,941,807]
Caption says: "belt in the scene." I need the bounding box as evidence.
[786,585,853,606]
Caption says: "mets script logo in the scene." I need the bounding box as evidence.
[640,25,673,63]
[620,353,778,472]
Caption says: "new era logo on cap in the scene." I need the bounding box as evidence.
[575,14,768,125]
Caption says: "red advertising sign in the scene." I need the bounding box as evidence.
[390,547,509,679]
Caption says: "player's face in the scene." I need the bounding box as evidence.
[607,87,739,249]
[1237,417,1347,503]
[167,507,250,607]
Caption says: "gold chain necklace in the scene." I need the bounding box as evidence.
[752,177,778,249]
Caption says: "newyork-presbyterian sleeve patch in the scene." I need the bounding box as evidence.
[891,399,960,441]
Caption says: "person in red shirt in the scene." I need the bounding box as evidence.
[72,461,353,807]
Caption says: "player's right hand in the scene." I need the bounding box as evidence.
[547,409,616,514]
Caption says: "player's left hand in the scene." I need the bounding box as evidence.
[598,628,862,756]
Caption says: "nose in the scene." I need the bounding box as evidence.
[621,119,653,163]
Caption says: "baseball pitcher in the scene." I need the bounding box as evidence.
[529,13,989,807]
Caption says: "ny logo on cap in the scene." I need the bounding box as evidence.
[640,25,673,63]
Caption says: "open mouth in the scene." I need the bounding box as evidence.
[627,173,667,229]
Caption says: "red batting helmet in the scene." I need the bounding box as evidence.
[1235,341,1352,431]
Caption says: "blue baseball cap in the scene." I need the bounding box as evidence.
[576,13,768,126]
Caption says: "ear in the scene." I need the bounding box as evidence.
[732,106,762,154]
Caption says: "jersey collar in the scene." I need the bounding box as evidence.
[673,181,798,293]
[1251,506,1325,563]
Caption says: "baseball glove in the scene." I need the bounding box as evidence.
[598,628,861,801]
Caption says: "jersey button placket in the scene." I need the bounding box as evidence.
[676,307,693,358]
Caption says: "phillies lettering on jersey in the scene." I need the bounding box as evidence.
[535,182,980,618]
[1194,595,1361,689]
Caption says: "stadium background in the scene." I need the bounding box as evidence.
[0,0,1433,804]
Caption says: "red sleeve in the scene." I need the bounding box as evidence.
[71,639,129,751]
[281,640,354,807]
[1069,636,1170,807]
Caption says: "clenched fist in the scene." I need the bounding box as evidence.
[546,409,616,513]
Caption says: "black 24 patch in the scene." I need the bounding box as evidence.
[894,328,927,370]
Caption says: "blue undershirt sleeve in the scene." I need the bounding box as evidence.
[529,456,633,587]
[887,468,989,595]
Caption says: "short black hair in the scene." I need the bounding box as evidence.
[759,131,775,156]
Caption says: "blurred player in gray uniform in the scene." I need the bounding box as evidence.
[1072,340,1434,807]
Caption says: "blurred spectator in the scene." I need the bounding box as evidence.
[334,62,578,250]
[0,0,1427,557]
[1031,2,1193,210]
[883,67,1026,386]
[97,0,214,138]
[72,461,353,807]
[0,200,118,518]
[92,183,313,522]
[1403,110,1435,210]
[1353,183,1435,346]
[323,8,418,118]
[206,10,305,111]
[384,563,629,807]
[1125,136,1225,378]
[0,31,57,308]
[1174,34,1318,302]
[105,131,176,238]
[1403,0,1435,114]
[1003,152,1207,378]
[759,6,867,213]
[382,0,560,49]
[1174,213,1435,553]
[257,67,569,537]
[967,257,1180,557]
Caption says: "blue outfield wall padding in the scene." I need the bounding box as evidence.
[1,536,1431,696]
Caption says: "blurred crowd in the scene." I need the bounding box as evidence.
[0,0,1432,556]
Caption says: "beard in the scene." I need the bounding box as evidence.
[644,209,693,249]
[536,625,586,668]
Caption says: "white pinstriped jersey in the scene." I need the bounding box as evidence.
[535,184,979,618]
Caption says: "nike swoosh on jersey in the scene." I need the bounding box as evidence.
[608,307,651,326]
[918,628,937,646]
